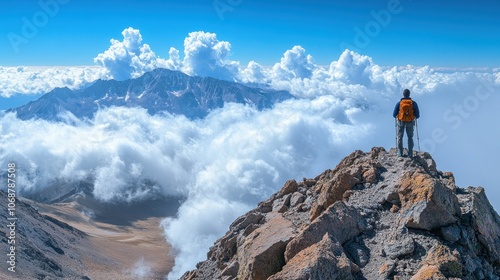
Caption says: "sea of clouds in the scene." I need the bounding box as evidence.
[1,28,499,279]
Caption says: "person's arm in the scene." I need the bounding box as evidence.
[393,102,400,118]
[413,101,420,119]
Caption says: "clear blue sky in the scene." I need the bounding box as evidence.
[0,0,499,67]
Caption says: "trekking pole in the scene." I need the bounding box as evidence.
[415,119,421,151]
[395,118,397,150]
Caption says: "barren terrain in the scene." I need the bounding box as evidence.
[34,200,175,280]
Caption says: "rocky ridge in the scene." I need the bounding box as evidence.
[181,147,500,280]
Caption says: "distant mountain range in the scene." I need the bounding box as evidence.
[9,68,293,120]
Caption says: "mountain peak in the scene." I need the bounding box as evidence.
[10,69,293,121]
[181,147,500,279]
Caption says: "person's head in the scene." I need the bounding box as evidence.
[403,89,410,98]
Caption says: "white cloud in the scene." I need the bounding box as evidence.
[93,29,241,82]
[130,257,153,279]
[0,66,104,97]
[93,27,173,81]
[239,61,267,84]
[180,31,240,81]
[165,47,182,71]
[271,45,315,80]
[162,197,250,278]
[0,109,194,201]
[329,49,378,86]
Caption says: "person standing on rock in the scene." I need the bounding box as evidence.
[393,89,420,158]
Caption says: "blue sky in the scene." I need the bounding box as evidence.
[1,0,499,67]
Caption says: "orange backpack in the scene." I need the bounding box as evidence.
[398,99,415,122]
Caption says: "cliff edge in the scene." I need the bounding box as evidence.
[181,147,500,280]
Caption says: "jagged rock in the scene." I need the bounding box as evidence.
[384,235,415,259]
[469,187,500,264]
[302,178,317,188]
[230,211,264,231]
[272,194,291,213]
[411,265,447,280]
[309,149,380,221]
[378,260,397,279]
[221,260,239,278]
[277,180,299,198]
[310,171,360,221]
[237,213,295,280]
[440,224,461,243]
[344,240,369,268]
[398,170,460,230]
[269,233,355,280]
[411,244,462,279]
[290,192,305,208]
[285,201,365,262]
[180,147,500,280]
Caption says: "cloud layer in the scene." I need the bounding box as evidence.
[0,66,104,98]
[1,28,500,279]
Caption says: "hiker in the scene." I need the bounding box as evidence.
[393,89,420,157]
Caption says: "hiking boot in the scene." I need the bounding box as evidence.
[408,150,413,158]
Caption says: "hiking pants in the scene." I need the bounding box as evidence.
[397,120,414,156]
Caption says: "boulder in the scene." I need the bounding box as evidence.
[398,171,460,230]
[237,213,295,280]
[269,233,355,280]
[411,244,462,279]
[286,201,365,262]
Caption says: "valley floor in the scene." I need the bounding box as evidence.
[35,201,174,280]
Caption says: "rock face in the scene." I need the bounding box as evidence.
[180,147,500,280]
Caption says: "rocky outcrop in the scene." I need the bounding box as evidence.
[181,147,500,280]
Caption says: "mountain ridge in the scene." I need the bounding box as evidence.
[9,68,293,120]
[181,147,500,280]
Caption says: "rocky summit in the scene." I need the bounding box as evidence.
[181,147,500,280]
